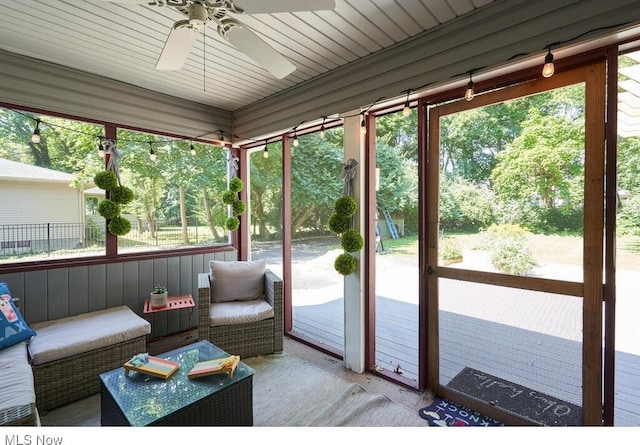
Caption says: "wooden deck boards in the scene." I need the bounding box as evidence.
[292,296,640,426]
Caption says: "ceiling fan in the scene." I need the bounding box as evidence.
[101,0,336,79]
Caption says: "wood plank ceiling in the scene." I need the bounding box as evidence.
[0,0,494,113]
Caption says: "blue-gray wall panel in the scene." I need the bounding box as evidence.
[0,250,235,337]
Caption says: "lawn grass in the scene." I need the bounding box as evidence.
[379,232,640,270]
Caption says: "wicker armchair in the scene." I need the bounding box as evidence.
[197,269,283,358]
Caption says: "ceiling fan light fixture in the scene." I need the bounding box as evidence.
[188,2,209,29]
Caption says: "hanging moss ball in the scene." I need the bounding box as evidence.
[225,216,240,231]
[108,216,131,236]
[222,190,237,205]
[110,185,134,205]
[229,177,244,193]
[94,170,118,191]
[341,230,364,253]
[98,199,121,219]
[334,195,357,217]
[334,253,357,276]
[232,199,247,216]
[328,213,350,234]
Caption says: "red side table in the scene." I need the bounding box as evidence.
[143,294,195,314]
[143,295,196,354]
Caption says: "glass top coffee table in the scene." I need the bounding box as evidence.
[99,340,254,426]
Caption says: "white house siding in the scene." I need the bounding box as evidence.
[0,159,85,252]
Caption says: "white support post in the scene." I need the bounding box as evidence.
[341,109,365,373]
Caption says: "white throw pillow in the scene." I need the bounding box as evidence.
[209,260,266,302]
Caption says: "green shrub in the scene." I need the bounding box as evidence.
[94,171,118,191]
[225,216,240,231]
[229,177,244,192]
[490,238,536,276]
[334,195,357,217]
[108,216,131,236]
[232,200,247,216]
[334,253,357,275]
[110,186,134,205]
[341,230,363,252]
[440,237,462,261]
[98,199,121,219]
[222,191,237,205]
[328,213,350,234]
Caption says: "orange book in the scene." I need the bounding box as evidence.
[123,355,180,379]
[188,355,240,379]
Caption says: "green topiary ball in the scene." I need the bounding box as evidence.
[225,216,240,231]
[232,199,247,216]
[110,185,134,205]
[334,195,357,217]
[94,171,118,191]
[108,216,131,236]
[98,199,121,219]
[222,190,237,205]
[341,229,364,253]
[229,177,244,193]
[328,213,350,234]
[334,253,357,276]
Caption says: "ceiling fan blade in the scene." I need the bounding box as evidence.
[156,22,199,70]
[225,24,296,79]
[234,0,336,14]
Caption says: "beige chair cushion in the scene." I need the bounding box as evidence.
[28,305,151,366]
[209,259,266,302]
[0,342,35,411]
[209,299,274,327]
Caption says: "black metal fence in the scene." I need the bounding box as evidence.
[0,219,225,260]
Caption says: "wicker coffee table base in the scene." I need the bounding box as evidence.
[100,375,253,426]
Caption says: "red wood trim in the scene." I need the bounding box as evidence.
[105,124,117,258]
[603,47,619,426]
[282,135,293,333]
[364,112,376,372]
[417,98,428,392]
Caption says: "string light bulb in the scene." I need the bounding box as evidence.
[190,141,196,156]
[360,113,367,135]
[98,137,105,158]
[542,47,555,78]
[293,132,299,147]
[149,143,156,162]
[465,72,474,101]
[319,117,326,139]
[402,90,411,117]
[31,120,41,144]
[263,145,269,158]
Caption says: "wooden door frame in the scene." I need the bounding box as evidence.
[425,62,606,425]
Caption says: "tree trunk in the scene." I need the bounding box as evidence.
[203,188,220,239]
[179,185,189,244]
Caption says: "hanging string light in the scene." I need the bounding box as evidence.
[319,117,326,139]
[190,141,196,156]
[542,47,555,78]
[149,142,157,162]
[263,144,269,159]
[292,128,299,147]
[402,89,412,117]
[97,137,105,158]
[465,71,475,101]
[360,112,366,135]
[31,119,41,144]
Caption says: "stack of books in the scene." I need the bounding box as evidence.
[188,355,240,379]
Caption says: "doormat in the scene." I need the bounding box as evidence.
[419,397,502,426]
[447,367,582,426]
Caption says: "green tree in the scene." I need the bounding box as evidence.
[290,133,343,236]
[250,142,283,240]
[490,108,584,210]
